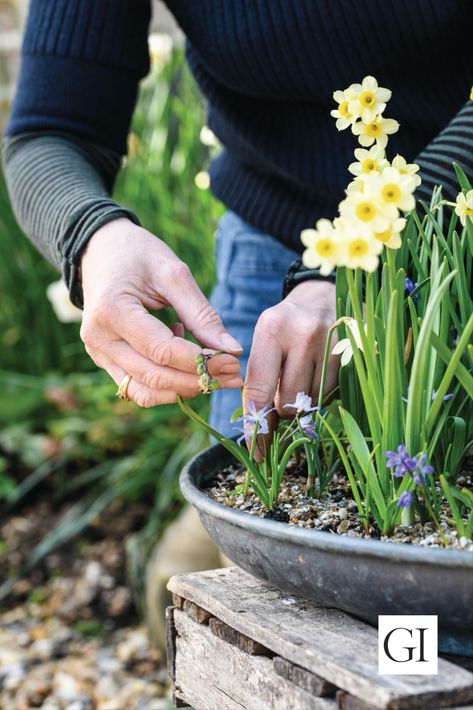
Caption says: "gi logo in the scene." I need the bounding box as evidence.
[378,615,438,675]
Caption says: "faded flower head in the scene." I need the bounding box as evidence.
[234,401,274,444]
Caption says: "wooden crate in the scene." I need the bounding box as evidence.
[166,567,473,710]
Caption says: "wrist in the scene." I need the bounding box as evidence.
[282,258,336,300]
[285,278,335,306]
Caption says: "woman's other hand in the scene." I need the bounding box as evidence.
[243,279,339,453]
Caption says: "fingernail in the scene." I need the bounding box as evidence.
[220,333,243,353]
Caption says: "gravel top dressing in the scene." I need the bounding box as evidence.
[205,460,473,552]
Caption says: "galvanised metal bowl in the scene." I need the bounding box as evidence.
[180,441,473,655]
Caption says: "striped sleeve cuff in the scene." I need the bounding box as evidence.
[415,99,473,202]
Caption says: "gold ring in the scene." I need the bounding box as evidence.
[116,373,132,400]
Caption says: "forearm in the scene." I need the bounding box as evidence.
[2,131,139,307]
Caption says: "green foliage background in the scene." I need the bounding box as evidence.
[0,48,221,601]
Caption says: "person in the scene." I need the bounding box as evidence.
[3,1,473,645]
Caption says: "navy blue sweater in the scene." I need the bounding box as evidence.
[3,0,473,302]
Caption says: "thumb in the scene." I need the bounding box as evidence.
[169,264,243,353]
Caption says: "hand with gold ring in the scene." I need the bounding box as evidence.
[80,218,244,407]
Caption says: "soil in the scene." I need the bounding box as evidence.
[205,457,473,552]
[0,499,171,710]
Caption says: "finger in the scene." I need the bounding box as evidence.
[90,350,242,408]
[243,319,284,460]
[275,352,316,417]
[91,352,181,407]
[171,322,185,338]
[109,301,241,376]
[163,264,243,353]
[105,339,243,395]
[312,353,340,404]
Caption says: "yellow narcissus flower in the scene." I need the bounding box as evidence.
[349,146,389,177]
[347,75,392,123]
[374,217,406,250]
[366,167,417,213]
[330,89,357,131]
[391,154,422,187]
[351,115,399,148]
[470,86,473,101]
[339,189,396,232]
[301,219,342,275]
[455,190,473,226]
[334,218,383,272]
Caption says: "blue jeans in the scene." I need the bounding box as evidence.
[209,211,299,437]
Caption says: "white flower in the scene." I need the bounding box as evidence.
[334,219,383,272]
[348,146,389,177]
[391,154,422,187]
[148,33,173,73]
[46,280,82,323]
[339,190,396,232]
[365,167,417,213]
[200,126,219,147]
[194,171,210,190]
[283,392,317,415]
[373,217,406,250]
[454,190,473,227]
[330,89,357,131]
[332,318,366,366]
[347,76,392,123]
[301,219,343,275]
[351,116,399,148]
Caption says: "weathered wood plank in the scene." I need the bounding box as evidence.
[209,617,271,655]
[337,690,379,710]
[173,608,337,710]
[182,598,213,624]
[168,567,473,710]
[274,656,336,698]
[165,606,188,709]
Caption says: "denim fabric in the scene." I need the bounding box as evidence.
[208,210,299,437]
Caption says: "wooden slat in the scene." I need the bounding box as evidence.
[165,606,188,709]
[182,598,212,624]
[173,608,337,710]
[168,567,473,710]
[274,656,336,698]
[209,617,271,655]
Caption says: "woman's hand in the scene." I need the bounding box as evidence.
[243,279,339,451]
[80,218,243,406]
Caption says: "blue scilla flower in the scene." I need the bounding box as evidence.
[233,401,274,445]
[398,490,414,509]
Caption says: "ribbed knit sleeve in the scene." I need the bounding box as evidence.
[5,0,151,153]
[3,0,151,307]
[416,100,473,202]
[2,132,140,308]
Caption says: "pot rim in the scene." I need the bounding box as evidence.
[180,441,473,570]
